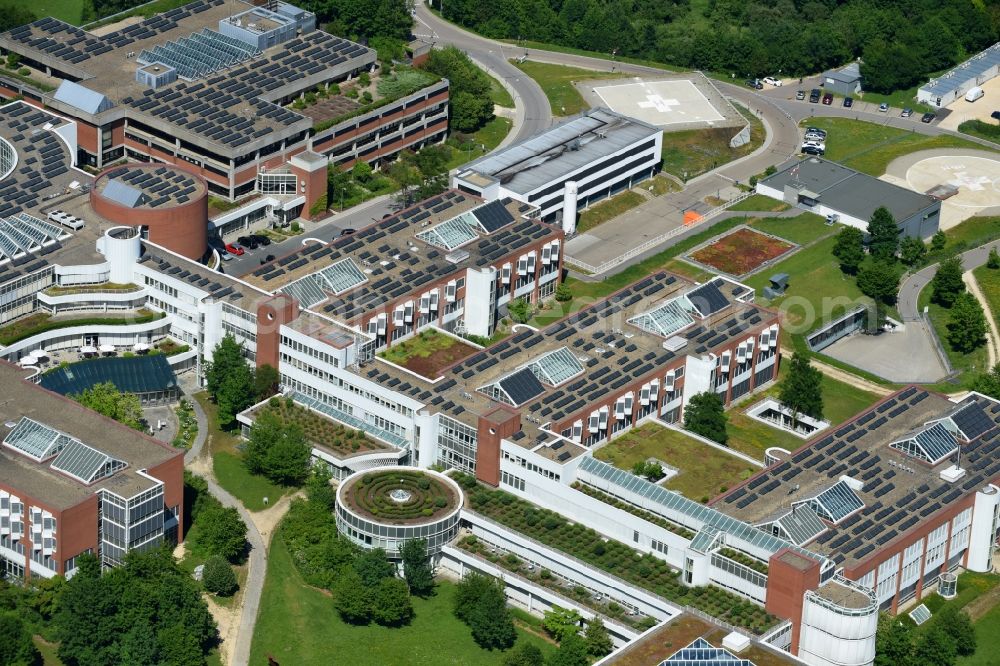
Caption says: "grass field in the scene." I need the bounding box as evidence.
[510,60,625,116]
[661,102,764,182]
[727,195,791,213]
[973,264,1000,326]
[34,0,85,24]
[193,392,291,512]
[577,190,647,234]
[500,39,679,73]
[919,284,990,381]
[249,529,557,666]
[958,119,1000,145]
[594,423,758,501]
[797,118,992,177]
[488,74,515,108]
[445,116,513,170]
[959,603,1000,665]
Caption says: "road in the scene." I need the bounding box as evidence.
[899,240,1000,321]
[184,391,265,666]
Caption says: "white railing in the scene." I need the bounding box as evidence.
[567,191,753,275]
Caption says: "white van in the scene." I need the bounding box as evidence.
[966,86,985,102]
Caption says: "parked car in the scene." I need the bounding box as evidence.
[921,112,936,123]
[259,254,276,265]
[250,234,271,246]
[802,141,826,152]
[991,110,1000,121]
[224,243,244,256]
[341,228,355,235]
[218,248,233,261]
[805,127,827,139]
[745,78,763,90]
[802,144,824,156]
[809,89,821,103]
[762,76,782,87]
[822,93,833,105]
[878,103,889,112]
[901,108,913,117]
[796,90,806,100]
[804,132,825,143]
[237,236,258,249]
[843,97,853,108]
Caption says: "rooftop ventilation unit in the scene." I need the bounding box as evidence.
[445,249,470,264]
[940,465,966,483]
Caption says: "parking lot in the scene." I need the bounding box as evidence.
[935,76,1000,131]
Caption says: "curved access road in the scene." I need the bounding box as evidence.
[899,240,1000,322]
[413,2,551,145]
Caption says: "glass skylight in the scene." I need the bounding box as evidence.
[890,422,958,463]
[528,347,584,386]
[51,439,126,485]
[795,481,864,523]
[281,257,368,308]
[3,417,72,461]
[628,297,695,337]
[416,211,480,250]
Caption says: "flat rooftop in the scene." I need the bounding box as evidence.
[0,361,181,508]
[717,387,1000,570]
[0,0,375,154]
[244,191,554,323]
[365,274,775,461]
[761,157,938,223]
[921,42,1000,96]
[94,164,205,209]
[456,108,661,195]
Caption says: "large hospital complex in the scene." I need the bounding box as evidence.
[0,2,996,666]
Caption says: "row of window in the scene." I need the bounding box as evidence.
[501,450,561,482]
[501,471,526,491]
[281,334,341,369]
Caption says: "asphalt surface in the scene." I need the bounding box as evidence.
[899,240,1000,321]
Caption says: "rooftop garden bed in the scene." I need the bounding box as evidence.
[0,309,164,347]
[256,397,388,456]
[571,481,696,540]
[688,227,795,277]
[718,547,769,575]
[378,329,478,378]
[451,472,778,634]
[344,469,458,523]
[43,282,141,296]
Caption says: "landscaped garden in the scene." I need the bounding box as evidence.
[0,309,165,346]
[172,399,197,449]
[452,472,779,634]
[254,397,386,457]
[688,227,795,277]
[378,329,478,378]
[727,195,791,214]
[345,470,458,522]
[593,423,758,502]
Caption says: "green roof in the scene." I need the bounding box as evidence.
[39,355,178,397]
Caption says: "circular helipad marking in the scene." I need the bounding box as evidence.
[905,155,1000,209]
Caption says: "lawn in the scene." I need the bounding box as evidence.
[689,227,794,277]
[958,119,1000,145]
[194,392,291,512]
[728,195,791,213]
[661,102,765,182]
[919,284,990,380]
[444,116,513,170]
[973,264,1000,323]
[594,423,758,502]
[797,118,992,177]
[510,60,625,116]
[750,212,831,246]
[379,329,478,378]
[488,73,515,108]
[249,529,557,666]
[577,190,647,234]
[34,0,85,24]
[500,39,680,73]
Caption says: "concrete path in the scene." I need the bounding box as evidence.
[965,271,1000,368]
[184,392,266,666]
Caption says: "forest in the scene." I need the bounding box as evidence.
[439,0,1000,92]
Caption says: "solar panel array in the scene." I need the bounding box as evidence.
[100,165,200,208]
[254,193,550,322]
[0,104,72,221]
[722,388,1000,566]
[101,0,223,50]
[496,367,546,406]
[3,16,108,65]
[138,251,250,305]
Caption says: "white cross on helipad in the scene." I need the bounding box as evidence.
[637,94,680,114]
[949,172,992,191]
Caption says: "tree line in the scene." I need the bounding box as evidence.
[440,0,998,92]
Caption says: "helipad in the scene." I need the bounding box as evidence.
[906,155,1000,209]
[592,79,725,127]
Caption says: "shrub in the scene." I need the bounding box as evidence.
[290,221,301,232]
[543,516,561,530]
[540,568,551,580]
[202,555,238,596]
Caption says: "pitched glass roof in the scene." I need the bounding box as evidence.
[772,504,827,545]
[416,211,480,250]
[3,417,73,461]
[628,296,695,337]
[797,481,864,523]
[891,422,958,463]
[281,257,368,308]
[136,28,262,80]
[661,638,754,666]
[577,457,828,565]
[528,347,584,386]
[102,179,145,208]
[0,213,67,261]
[50,439,126,485]
[319,257,368,294]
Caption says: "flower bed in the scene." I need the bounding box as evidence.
[688,227,794,277]
[451,472,778,634]
[572,482,696,540]
[258,398,387,456]
[346,470,458,522]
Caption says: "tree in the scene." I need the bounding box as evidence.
[0,5,35,33]
[454,573,494,621]
[857,260,900,305]
[355,548,395,587]
[935,607,976,657]
[947,292,987,354]
[192,505,248,563]
[371,576,414,626]
[205,335,256,428]
[72,382,145,431]
[254,363,280,401]
[401,538,435,597]
[549,632,590,666]
[867,207,900,262]
[501,642,545,666]
[584,617,614,657]
[306,462,336,510]
[989,248,1000,269]
[683,392,728,445]
[244,410,311,485]
[832,226,865,274]
[333,568,372,624]
[0,611,39,666]
[972,363,1000,399]
[543,605,583,641]
[778,352,823,422]
[555,283,572,302]
[931,231,948,252]
[202,555,239,597]
[204,334,245,398]
[422,47,494,132]
[913,624,957,666]
[455,573,516,650]
[900,236,927,267]
[931,256,966,307]
[874,614,912,666]
[508,297,532,324]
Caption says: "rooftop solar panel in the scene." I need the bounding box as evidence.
[497,367,546,406]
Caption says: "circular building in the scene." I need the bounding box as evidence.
[335,467,463,559]
[90,163,208,260]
